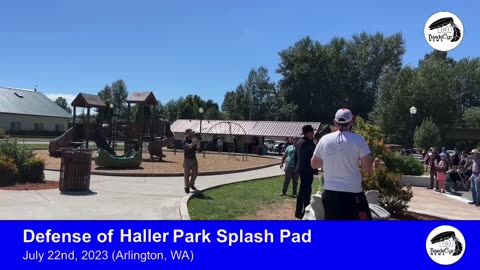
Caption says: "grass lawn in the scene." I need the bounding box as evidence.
[188,176,321,220]
[10,137,52,142]
[24,144,49,150]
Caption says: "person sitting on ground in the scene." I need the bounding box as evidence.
[446,165,460,193]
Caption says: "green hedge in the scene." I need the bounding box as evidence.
[0,138,45,186]
[19,157,45,183]
[384,152,424,176]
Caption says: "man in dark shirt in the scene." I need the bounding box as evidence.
[293,125,317,219]
[452,149,460,166]
[182,129,200,194]
[425,148,440,190]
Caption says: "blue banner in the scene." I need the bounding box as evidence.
[0,221,475,269]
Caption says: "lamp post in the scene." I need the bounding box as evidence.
[199,107,204,136]
[110,103,116,153]
[199,108,204,156]
[410,106,417,150]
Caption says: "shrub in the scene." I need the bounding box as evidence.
[363,168,413,215]
[384,152,424,176]
[0,128,6,139]
[0,138,34,166]
[19,157,45,183]
[0,156,18,186]
[353,117,386,158]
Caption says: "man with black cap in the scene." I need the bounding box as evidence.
[293,124,318,219]
[183,128,201,194]
[311,108,373,220]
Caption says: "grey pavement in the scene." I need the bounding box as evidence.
[408,187,480,220]
[0,165,284,220]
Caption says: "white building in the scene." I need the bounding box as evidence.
[0,87,72,134]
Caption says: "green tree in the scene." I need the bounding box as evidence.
[222,67,292,121]
[98,85,113,103]
[222,85,250,120]
[371,66,419,146]
[372,51,460,145]
[111,80,128,118]
[277,33,405,121]
[463,108,480,128]
[96,85,114,122]
[54,97,72,114]
[164,100,179,122]
[414,117,441,150]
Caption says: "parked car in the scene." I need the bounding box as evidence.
[264,139,276,151]
[273,141,286,153]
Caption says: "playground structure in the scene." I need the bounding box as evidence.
[94,149,142,169]
[48,92,175,168]
[203,121,248,161]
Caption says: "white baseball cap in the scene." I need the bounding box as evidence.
[334,108,354,124]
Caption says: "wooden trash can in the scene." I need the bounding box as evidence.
[59,149,93,193]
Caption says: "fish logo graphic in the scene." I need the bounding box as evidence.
[424,12,464,51]
[426,225,466,265]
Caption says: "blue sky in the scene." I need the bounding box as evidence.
[1,0,478,106]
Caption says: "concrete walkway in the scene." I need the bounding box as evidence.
[408,187,480,220]
[0,166,284,220]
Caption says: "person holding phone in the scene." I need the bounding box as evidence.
[182,129,201,194]
[311,108,373,220]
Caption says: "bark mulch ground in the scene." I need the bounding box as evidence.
[0,181,58,191]
[35,150,279,175]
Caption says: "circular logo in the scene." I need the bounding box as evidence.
[424,12,464,51]
[426,225,466,265]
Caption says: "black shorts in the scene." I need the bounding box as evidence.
[322,190,372,220]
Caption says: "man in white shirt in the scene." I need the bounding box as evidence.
[311,108,373,220]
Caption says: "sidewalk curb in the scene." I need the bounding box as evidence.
[178,173,284,220]
[406,208,461,220]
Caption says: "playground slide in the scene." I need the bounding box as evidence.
[147,121,175,161]
[48,127,74,157]
[91,128,115,155]
[148,135,175,161]
[95,149,142,169]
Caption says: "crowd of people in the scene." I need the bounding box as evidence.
[425,146,480,205]
[180,107,480,219]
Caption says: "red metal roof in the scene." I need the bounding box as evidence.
[171,119,322,137]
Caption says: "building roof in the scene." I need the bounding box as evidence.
[0,87,72,118]
[171,119,323,138]
[71,93,106,108]
[126,92,158,105]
